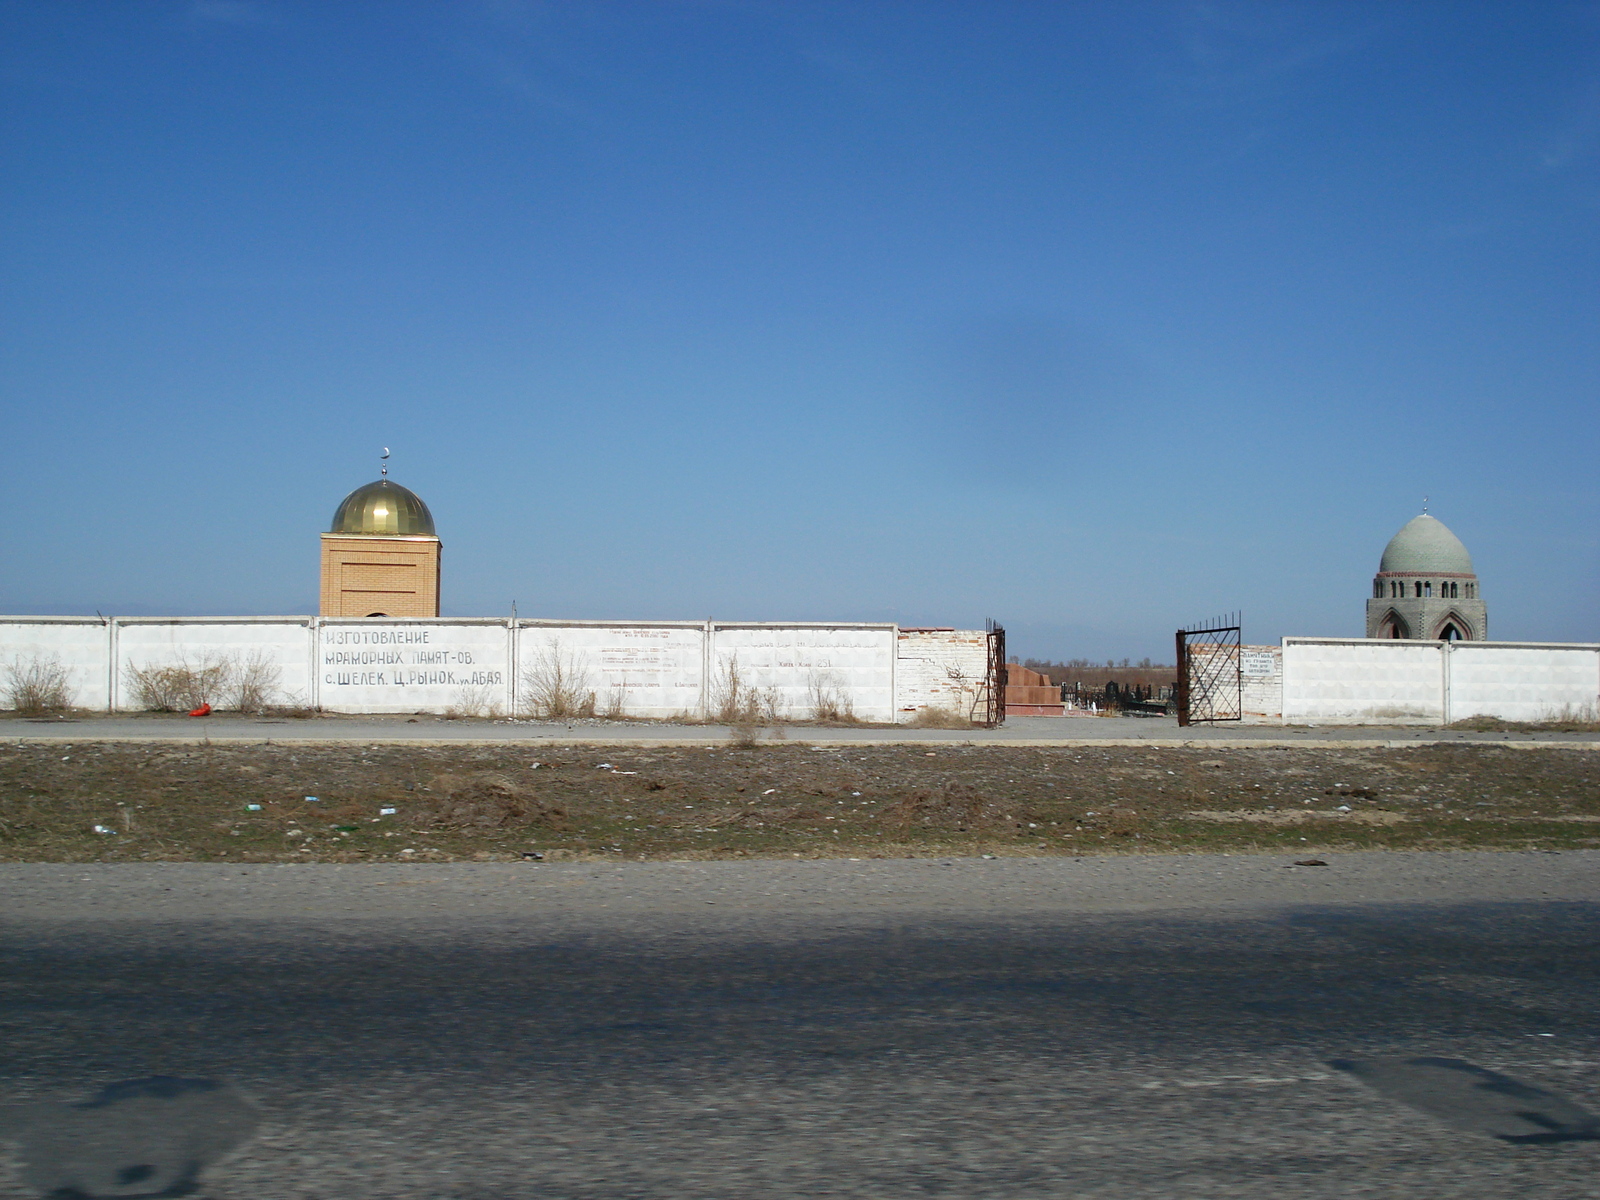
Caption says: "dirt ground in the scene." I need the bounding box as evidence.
[3,740,1598,863]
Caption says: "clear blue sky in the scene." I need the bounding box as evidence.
[2,1,1595,659]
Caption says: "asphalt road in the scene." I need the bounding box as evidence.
[1,852,1598,1198]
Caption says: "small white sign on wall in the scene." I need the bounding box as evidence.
[1241,651,1278,678]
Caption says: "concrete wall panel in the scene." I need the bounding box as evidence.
[114,618,315,712]
[1282,639,1444,724]
[0,617,113,711]
[515,621,706,720]
[1281,638,1600,725]
[1448,644,1599,723]
[316,619,510,714]
[711,625,896,723]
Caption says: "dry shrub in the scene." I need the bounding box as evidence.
[226,652,282,713]
[4,655,74,713]
[714,656,775,724]
[882,783,995,831]
[907,706,971,729]
[122,651,282,713]
[521,639,594,719]
[421,773,567,830]
[446,682,503,719]
[714,657,786,742]
[807,669,857,724]
[125,654,231,711]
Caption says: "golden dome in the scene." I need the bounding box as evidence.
[329,480,436,537]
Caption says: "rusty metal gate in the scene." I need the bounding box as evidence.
[1175,614,1242,726]
[982,618,1007,728]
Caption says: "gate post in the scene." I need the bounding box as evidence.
[1175,614,1242,725]
[1175,628,1190,727]
[983,618,1007,728]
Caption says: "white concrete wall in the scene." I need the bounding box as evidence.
[1447,643,1600,723]
[894,629,990,721]
[0,615,980,721]
[515,621,705,720]
[1282,638,1599,725]
[1283,639,1446,724]
[710,624,897,723]
[113,618,318,711]
[318,619,511,714]
[0,617,113,711]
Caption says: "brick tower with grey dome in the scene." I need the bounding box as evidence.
[1366,513,1486,641]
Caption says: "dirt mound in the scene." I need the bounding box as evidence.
[421,773,566,830]
[712,805,821,828]
[882,784,996,831]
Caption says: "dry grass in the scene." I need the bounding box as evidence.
[2,742,1597,864]
[906,707,974,729]
[445,683,504,720]
[1449,708,1600,734]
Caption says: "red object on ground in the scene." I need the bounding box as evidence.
[188,703,212,717]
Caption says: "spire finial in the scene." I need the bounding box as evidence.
[1422,495,1428,514]
[380,446,390,479]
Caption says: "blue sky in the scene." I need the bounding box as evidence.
[1,1,1595,659]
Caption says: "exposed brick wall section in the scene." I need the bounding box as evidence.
[1183,642,1282,724]
[319,535,441,618]
[1239,644,1283,724]
[895,629,990,722]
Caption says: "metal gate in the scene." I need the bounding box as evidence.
[1175,614,1241,726]
[982,618,1007,728]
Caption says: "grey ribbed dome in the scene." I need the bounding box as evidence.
[329,480,435,536]
[1379,514,1473,575]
